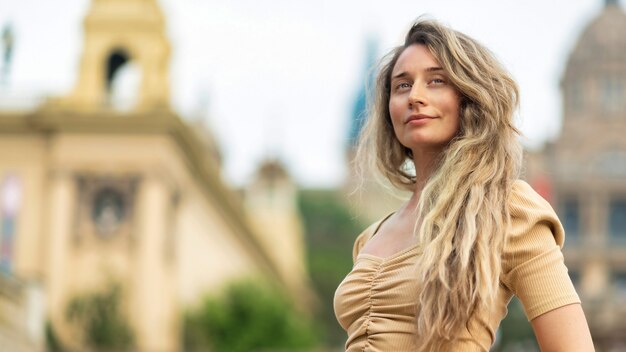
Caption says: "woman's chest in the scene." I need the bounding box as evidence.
[334,249,421,331]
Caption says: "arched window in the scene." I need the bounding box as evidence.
[105,48,142,111]
[600,76,624,114]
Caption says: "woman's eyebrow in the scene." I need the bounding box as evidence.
[391,71,410,80]
[392,67,445,80]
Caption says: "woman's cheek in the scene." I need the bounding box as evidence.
[389,98,404,125]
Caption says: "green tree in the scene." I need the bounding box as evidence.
[297,190,366,347]
[493,297,539,351]
[45,321,65,352]
[183,279,318,352]
[66,284,134,352]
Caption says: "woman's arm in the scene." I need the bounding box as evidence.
[530,303,594,352]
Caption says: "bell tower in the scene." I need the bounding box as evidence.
[63,0,171,112]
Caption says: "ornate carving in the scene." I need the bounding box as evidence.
[74,174,139,244]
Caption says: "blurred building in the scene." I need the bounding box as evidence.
[0,0,310,351]
[244,159,313,303]
[527,0,626,349]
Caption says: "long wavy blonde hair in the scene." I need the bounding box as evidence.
[356,19,523,350]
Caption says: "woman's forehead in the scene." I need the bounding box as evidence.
[392,44,442,76]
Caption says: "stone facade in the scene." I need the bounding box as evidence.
[527,1,626,349]
[244,160,314,307]
[0,0,309,350]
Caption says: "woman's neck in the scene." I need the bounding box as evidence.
[398,151,441,228]
[412,148,440,188]
[404,148,442,213]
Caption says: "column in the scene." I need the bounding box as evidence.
[45,170,75,344]
[132,175,176,351]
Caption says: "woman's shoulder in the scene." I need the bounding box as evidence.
[509,179,554,214]
[351,214,393,262]
[502,179,566,269]
[507,179,564,247]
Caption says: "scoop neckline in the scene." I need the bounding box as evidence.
[357,212,422,262]
[357,242,421,262]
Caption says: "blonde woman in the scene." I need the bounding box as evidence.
[334,19,594,352]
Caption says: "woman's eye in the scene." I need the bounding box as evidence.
[429,78,445,85]
[396,82,411,90]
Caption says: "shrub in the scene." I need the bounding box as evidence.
[183,279,318,352]
[66,284,134,352]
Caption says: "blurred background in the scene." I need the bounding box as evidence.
[0,0,624,351]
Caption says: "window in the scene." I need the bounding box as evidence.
[609,199,626,242]
[601,77,624,113]
[613,271,626,296]
[568,82,584,111]
[595,150,626,177]
[0,174,22,275]
[560,198,580,243]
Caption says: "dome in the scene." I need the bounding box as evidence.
[566,3,626,70]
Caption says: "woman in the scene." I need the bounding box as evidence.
[333,19,594,351]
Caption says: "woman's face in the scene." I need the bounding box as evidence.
[388,44,461,157]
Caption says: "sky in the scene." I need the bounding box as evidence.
[0,0,610,188]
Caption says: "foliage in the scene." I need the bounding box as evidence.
[45,321,65,352]
[297,190,366,346]
[183,279,318,352]
[66,284,134,352]
[493,297,539,351]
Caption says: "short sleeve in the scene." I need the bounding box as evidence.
[501,180,581,321]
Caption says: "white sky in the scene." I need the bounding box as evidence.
[0,0,609,187]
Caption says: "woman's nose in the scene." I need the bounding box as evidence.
[409,85,427,107]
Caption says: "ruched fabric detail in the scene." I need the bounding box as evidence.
[335,246,421,351]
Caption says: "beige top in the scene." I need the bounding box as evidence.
[333,180,580,351]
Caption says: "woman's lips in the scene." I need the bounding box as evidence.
[406,114,435,125]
